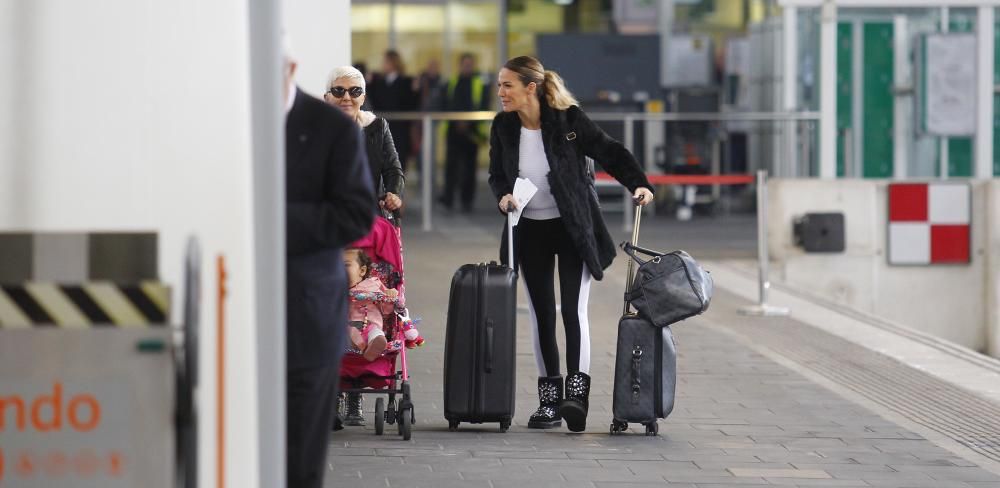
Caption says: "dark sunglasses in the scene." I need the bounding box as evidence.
[328,86,364,99]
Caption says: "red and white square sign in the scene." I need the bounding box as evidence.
[888,183,970,265]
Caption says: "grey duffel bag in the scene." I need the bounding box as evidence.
[621,243,713,327]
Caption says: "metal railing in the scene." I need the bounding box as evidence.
[380,111,822,231]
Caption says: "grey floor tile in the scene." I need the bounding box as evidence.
[322,226,1000,488]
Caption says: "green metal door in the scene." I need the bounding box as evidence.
[837,21,895,178]
[863,22,894,178]
[837,22,853,177]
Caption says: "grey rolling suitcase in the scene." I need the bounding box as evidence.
[610,203,677,436]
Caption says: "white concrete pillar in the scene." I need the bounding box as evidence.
[940,7,951,179]
[283,0,353,97]
[659,0,676,88]
[248,0,284,486]
[783,6,799,177]
[819,0,838,179]
[893,15,910,180]
[976,6,995,179]
[988,181,1000,358]
[0,2,262,487]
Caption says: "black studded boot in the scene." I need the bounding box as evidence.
[343,392,365,426]
[559,372,591,432]
[527,376,563,429]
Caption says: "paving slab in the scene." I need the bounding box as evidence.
[322,210,1000,487]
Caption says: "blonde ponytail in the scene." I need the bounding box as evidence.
[542,70,578,110]
[503,56,580,110]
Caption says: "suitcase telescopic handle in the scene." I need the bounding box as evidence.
[623,198,644,316]
[507,202,515,270]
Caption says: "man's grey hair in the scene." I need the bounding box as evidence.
[327,66,366,90]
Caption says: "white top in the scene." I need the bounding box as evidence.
[518,127,561,220]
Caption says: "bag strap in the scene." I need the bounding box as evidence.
[630,345,643,404]
[624,242,665,259]
[619,242,649,266]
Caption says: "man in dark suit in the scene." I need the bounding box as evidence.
[367,50,417,173]
[439,52,490,212]
[284,53,375,488]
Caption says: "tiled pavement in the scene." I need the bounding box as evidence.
[325,210,1000,488]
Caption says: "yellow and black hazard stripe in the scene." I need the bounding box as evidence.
[0,282,170,327]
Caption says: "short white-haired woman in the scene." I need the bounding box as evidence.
[324,65,404,213]
[489,55,653,433]
[325,66,404,429]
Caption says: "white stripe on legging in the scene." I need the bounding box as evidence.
[577,265,592,374]
[524,280,548,376]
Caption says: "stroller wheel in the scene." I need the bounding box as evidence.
[387,400,397,426]
[374,398,385,436]
[400,406,412,440]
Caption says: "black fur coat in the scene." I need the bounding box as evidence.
[488,104,652,281]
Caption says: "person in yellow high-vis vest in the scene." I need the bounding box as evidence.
[438,53,491,212]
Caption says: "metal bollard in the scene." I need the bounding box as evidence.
[738,170,790,317]
[623,115,636,233]
[422,115,433,232]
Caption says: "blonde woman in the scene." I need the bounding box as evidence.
[324,66,404,212]
[488,56,653,432]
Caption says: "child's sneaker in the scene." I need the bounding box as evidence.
[364,329,387,361]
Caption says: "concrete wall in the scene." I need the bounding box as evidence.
[0,2,256,486]
[768,179,999,356]
[987,181,1000,356]
[0,1,351,486]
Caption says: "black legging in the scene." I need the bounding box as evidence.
[516,217,592,377]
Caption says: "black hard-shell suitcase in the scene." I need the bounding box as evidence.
[443,211,517,433]
[611,203,678,436]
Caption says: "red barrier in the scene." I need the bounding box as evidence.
[595,172,754,185]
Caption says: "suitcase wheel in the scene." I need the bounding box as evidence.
[499,419,511,433]
[610,419,628,435]
[644,422,659,436]
[448,420,459,432]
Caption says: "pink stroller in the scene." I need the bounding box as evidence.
[338,213,419,440]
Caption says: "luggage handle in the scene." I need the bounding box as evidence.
[631,345,642,404]
[507,202,515,271]
[623,199,644,316]
[485,319,495,373]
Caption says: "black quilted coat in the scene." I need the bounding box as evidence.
[362,116,405,198]
[488,104,652,281]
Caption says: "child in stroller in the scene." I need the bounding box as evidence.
[336,216,423,438]
[344,248,399,361]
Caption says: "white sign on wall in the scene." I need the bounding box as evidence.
[664,35,713,87]
[924,33,977,136]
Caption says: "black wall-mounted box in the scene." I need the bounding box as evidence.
[793,213,845,253]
